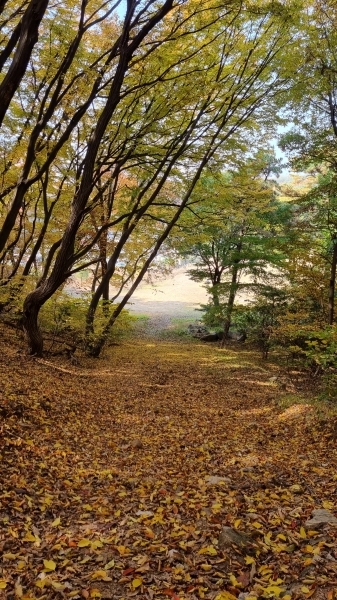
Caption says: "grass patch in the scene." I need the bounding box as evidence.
[277,392,337,421]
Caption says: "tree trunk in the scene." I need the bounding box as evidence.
[209,262,222,306]
[221,247,242,347]
[221,270,239,344]
[22,291,44,355]
[211,284,220,307]
[0,0,49,127]
[99,227,109,314]
[328,237,337,326]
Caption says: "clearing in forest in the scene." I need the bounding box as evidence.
[0,326,336,600]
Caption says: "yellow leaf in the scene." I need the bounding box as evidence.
[78,538,91,547]
[300,527,307,539]
[43,559,56,571]
[252,521,263,529]
[259,565,273,574]
[229,573,242,587]
[116,545,128,555]
[23,532,36,542]
[90,590,102,598]
[3,553,17,559]
[214,593,237,600]
[35,577,52,589]
[244,555,255,565]
[200,564,212,571]
[301,587,311,594]
[51,581,65,590]
[9,528,18,538]
[197,545,217,555]
[91,570,108,580]
[52,517,61,527]
[264,586,284,597]
[0,581,7,589]
[91,540,103,550]
[104,560,115,570]
[144,527,155,539]
[132,578,143,589]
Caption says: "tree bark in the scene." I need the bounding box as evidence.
[221,241,242,346]
[0,19,22,72]
[0,0,49,127]
[22,290,44,355]
[221,264,240,344]
[328,237,337,325]
[211,268,222,306]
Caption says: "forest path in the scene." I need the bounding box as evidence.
[116,266,207,336]
[0,327,336,600]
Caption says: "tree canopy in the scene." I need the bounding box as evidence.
[0,0,337,365]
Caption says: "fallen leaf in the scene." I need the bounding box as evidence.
[43,559,56,571]
[78,539,91,547]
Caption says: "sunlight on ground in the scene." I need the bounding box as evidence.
[278,403,313,420]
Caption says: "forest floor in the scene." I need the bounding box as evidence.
[0,323,337,600]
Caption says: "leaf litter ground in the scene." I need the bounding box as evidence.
[0,325,336,600]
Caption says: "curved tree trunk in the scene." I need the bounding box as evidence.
[0,0,49,127]
[22,290,44,355]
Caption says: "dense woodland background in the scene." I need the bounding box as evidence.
[1,0,337,390]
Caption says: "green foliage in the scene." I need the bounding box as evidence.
[231,287,288,357]
[0,277,34,322]
[39,293,135,347]
[299,327,337,370]
[199,299,226,329]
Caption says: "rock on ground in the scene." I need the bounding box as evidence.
[305,509,337,527]
[218,527,252,550]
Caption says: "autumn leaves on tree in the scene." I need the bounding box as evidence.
[0,0,337,362]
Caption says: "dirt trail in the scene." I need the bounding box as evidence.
[118,267,208,334]
[0,327,336,599]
